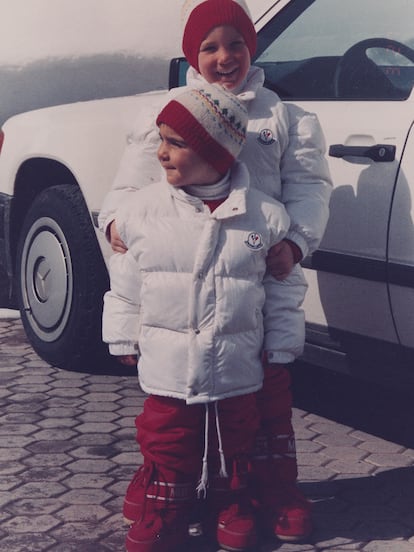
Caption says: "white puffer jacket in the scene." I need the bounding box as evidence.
[102,162,290,404]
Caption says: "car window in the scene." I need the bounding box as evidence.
[255,0,414,100]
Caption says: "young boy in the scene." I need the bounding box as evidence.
[99,0,332,544]
[102,83,290,552]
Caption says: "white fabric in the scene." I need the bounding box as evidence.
[186,170,230,199]
[102,161,290,404]
[98,65,332,362]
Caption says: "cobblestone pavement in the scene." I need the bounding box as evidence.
[1,314,414,551]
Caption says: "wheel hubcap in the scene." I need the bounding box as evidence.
[20,217,73,342]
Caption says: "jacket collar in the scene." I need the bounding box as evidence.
[165,160,249,219]
[186,65,264,103]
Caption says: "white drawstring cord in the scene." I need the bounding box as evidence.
[214,401,228,478]
[196,401,229,498]
[196,404,209,498]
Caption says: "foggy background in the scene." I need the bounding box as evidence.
[0,0,270,126]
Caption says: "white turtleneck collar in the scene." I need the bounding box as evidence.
[185,171,231,200]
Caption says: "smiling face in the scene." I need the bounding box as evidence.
[198,25,251,90]
[157,124,221,188]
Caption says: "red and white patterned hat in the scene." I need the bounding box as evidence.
[156,83,248,175]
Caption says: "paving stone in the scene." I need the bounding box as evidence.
[11,481,67,499]
[4,402,44,414]
[0,533,57,552]
[0,462,26,476]
[0,475,22,492]
[75,422,120,434]
[7,498,61,516]
[358,440,406,453]
[27,441,76,456]
[3,514,61,533]
[82,392,123,402]
[38,417,79,429]
[33,428,78,441]
[320,445,370,462]
[78,411,120,423]
[313,432,363,447]
[56,504,111,522]
[1,412,42,424]
[22,453,74,468]
[72,433,117,446]
[0,447,31,462]
[363,541,414,551]
[20,466,70,483]
[59,488,112,505]
[0,423,38,436]
[365,453,414,468]
[65,474,114,489]
[66,459,115,473]
[50,520,118,543]
[326,459,377,475]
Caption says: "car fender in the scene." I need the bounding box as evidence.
[0,89,168,211]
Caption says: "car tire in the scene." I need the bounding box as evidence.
[15,184,110,371]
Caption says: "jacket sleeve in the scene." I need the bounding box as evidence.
[262,266,308,363]
[280,102,332,258]
[262,202,307,363]
[102,251,142,357]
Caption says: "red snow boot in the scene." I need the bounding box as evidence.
[252,428,312,542]
[206,458,257,551]
[125,463,195,552]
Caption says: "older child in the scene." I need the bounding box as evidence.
[99,0,332,544]
[103,83,290,552]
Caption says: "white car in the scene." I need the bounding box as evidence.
[1,0,413,385]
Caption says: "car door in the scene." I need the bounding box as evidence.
[255,0,414,347]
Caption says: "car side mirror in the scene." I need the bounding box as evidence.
[169,57,189,89]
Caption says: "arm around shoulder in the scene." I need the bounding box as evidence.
[98,100,164,236]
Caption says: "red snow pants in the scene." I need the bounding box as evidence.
[136,393,260,480]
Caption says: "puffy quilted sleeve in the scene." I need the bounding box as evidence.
[98,123,161,237]
[102,251,142,357]
[280,103,332,258]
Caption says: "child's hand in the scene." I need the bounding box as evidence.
[109,221,128,254]
[266,240,296,280]
[116,354,138,366]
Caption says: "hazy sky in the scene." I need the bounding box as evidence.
[0,0,272,66]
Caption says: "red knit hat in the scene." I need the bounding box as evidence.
[156,83,247,175]
[181,0,257,71]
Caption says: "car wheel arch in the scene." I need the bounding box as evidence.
[10,158,79,271]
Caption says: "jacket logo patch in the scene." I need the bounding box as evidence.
[245,232,264,250]
[257,128,275,145]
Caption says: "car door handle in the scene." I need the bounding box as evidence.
[329,144,396,162]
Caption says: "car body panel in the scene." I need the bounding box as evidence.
[0,90,166,209]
